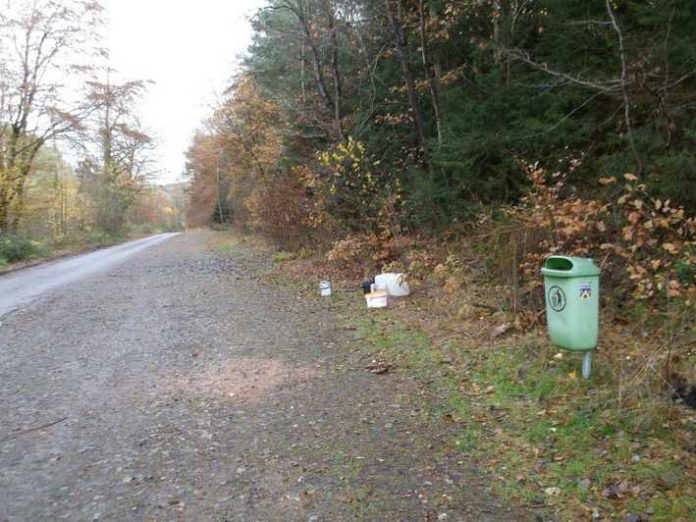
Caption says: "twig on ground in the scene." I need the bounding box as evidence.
[1,416,68,443]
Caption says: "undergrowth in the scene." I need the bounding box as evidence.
[0,235,47,265]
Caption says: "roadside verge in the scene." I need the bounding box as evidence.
[215,230,696,521]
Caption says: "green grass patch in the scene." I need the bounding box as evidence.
[341,309,695,521]
[212,239,239,255]
[273,250,296,263]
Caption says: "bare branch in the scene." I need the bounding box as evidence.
[605,0,642,174]
[520,91,604,139]
[501,47,620,93]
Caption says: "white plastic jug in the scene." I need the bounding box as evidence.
[374,273,410,297]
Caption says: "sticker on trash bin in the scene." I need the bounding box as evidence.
[548,286,566,312]
[579,284,592,300]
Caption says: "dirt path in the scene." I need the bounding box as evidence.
[0,231,526,521]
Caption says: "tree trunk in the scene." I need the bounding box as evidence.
[0,186,8,233]
[493,0,503,64]
[384,0,428,161]
[324,0,344,138]
[418,0,442,147]
[8,183,25,233]
[293,1,335,119]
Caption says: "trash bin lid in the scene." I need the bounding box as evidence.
[541,256,600,277]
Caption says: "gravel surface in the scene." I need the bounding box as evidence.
[0,234,179,317]
[0,231,527,521]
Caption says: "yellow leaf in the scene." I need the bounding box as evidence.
[663,243,679,254]
[624,173,638,181]
[599,177,617,185]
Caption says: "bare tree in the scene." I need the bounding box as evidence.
[605,0,642,174]
[0,0,104,232]
[271,0,344,138]
[269,3,331,110]
[82,73,154,233]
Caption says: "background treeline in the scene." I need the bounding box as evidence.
[188,0,696,306]
[187,0,695,309]
[0,0,183,266]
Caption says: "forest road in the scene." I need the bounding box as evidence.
[0,230,527,521]
[0,233,180,318]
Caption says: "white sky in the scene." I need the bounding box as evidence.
[103,0,268,184]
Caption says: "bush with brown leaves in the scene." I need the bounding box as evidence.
[509,164,696,309]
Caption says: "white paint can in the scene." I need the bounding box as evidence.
[319,280,332,297]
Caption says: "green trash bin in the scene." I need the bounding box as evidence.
[541,256,600,352]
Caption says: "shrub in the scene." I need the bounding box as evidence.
[0,235,47,263]
[244,167,315,250]
[508,164,696,309]
[326,235,370,267]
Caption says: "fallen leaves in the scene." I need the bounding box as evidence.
[491,322,512,339]
[442,413,460,423]
[365,360,392,374]
[627,211,642,225]
[601,480,641,499]
[544,486,561,496]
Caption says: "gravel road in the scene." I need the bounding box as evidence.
[0,234,180,317]
[0,231,525,521]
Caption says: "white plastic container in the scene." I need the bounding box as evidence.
[365,290,389,308]
[374,273,410,297]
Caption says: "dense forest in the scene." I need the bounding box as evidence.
[0,0,183,265]
[187,0,695,310]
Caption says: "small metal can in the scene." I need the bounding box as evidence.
[319,280,332,297]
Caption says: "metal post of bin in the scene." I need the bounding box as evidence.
[582,352,592,380]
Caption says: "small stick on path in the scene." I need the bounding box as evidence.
[1,416,68,443]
